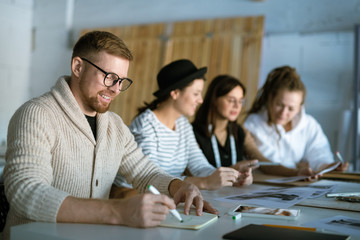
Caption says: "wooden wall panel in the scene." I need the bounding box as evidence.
[81,16,263,125]
[164,16,264,122]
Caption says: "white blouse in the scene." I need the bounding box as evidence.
[243,107,334,171]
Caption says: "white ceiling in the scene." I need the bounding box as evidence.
[71,0,360,34]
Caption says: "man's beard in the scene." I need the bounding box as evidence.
[79,78,111,114]
[87,95,110,113]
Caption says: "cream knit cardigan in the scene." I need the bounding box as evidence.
[3,76,175,239]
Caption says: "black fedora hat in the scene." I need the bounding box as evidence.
[153,59,207,98]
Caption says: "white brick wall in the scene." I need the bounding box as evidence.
[261,32,354,158]
[0,0,33,145]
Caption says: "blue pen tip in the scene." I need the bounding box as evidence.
[181,220,184,223]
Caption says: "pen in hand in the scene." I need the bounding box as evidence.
[335,151,344,163]
[147,185,184,223]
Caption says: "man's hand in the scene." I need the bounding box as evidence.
[169,180,219,216]
[111,193,175,227]
[57,193,175,228]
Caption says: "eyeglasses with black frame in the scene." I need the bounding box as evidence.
[80,57,133,91]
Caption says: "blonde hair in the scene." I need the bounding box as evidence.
[247,66,306,125]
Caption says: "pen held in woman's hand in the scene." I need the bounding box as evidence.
[335,151,344,163]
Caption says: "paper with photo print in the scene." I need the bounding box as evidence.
[303,215,360,237]
[215,186,316,208]
[266,162,341,184]
[294,184,336,198]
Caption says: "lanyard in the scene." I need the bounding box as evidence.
[211,134,237,168]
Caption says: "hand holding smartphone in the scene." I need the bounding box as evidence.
[249,161,280,168]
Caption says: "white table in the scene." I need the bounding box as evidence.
[10,181,360,240]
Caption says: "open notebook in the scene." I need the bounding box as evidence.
[160,207,218,230]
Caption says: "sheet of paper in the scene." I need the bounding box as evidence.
[295,184,336,198]
[303,215,360,237]
[215,186,316,208]
[317,162,341,175]
[265,175,309,183]
[265,162,341,184]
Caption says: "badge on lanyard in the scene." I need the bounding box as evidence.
[211,134,237,168]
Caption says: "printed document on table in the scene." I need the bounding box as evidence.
[295,184,336,198]
[303,215,360,237]
[266,162,341,184]
[215,186,316,208]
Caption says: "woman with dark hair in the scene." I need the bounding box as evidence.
[244,66,348,177]
[114,60,244,190]
[193,75,269,186]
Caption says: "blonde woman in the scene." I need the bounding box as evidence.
[244,66,348,177]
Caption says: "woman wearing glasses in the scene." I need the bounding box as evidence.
[243,66,349,177]
[192,75,265,186]
[114,59,247,190]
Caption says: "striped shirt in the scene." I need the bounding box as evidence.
[131,109,215,178]
[114,109,215,187]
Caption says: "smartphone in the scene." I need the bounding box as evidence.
[249,162,280,168]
